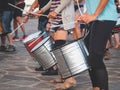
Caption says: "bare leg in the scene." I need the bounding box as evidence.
[113,33,120,48]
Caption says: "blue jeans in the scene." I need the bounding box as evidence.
[38,19,49,38]
[2,10,13,35]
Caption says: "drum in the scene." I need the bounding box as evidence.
[23,31,45,66]
[113,18,120,32]
[52,39,89,79]
[23,31,43,52]
[31,36,57,70]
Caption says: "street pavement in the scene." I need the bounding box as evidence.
[0,18,120,90]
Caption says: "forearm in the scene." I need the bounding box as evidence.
[41,0,51,13]
[94,0,108,17]
[54,0,71,14]
[29,0,39,12]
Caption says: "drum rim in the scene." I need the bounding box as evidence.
[31,36,50,52]
[52,37,83,51]
[23,31,41,43]
[61,69,88,79]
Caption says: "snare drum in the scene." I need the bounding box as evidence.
[31,36,57,70]
[23,31,43,52]
[52,39,89,79]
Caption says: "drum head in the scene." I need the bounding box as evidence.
[23,31,41,43]
[31,36,50,52]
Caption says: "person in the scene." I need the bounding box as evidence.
[24,0,50,71]
[36,0,77,89]
[104,0,120,60]
[78,0,118,90]
[12,0,27,41]
[0,13,6,51]
[113,0,120,49]
[0,0,16,52]
[24,0,50,38]
[72,0,86,40]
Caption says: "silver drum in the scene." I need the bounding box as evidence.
[23,31,43,65]
[31,36,57,70]
[52,39,89,79]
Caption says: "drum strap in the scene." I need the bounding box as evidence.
[53,40,66,49]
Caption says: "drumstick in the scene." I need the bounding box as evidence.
[11,22,24,35]
[76,0,83,15]
[8,3,48,17]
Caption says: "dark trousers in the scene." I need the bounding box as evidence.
[84,20,116,90]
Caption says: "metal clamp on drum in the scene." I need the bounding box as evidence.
[30,36,57,70]
[52,38,89,79]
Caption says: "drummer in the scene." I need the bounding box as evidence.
[34,0,78,89]
[78,0,117,90]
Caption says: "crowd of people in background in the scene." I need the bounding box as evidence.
[0,0,120,90]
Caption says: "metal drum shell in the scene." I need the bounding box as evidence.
[52,39,89,79]
[31,36,57,70]
[22,31,43,65]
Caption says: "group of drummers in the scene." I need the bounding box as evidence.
[18,0,119,90]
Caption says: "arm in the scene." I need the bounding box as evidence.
[29,0,39,12]
[48,0,72,18]
[40,0,51,13]
[23,0,39,23]
[79,0,109,23]
[54,0,71,14]
[93,0,108,18]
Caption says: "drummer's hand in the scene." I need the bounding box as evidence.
[78,13,97,23]
[46,22,51,31]
[47,11,57,18]
[32,9,44,17]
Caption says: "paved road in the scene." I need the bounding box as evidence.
[0,18,120,90]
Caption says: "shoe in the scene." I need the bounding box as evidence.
[35,66,44,71]
[12,36,20,41]
[104,51,110,60]
[41,69,58,75]
[20,35,27,41]
[54,77,77,90]
[0,45,7,51]
[5,45,16,52]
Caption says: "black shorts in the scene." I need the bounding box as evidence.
[13,2,25,18]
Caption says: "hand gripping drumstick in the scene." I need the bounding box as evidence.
[51,0,84,28]
[8,3,48,17]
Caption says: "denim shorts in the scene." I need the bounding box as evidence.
[2,10,13,34]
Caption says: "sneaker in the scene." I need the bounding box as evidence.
[104,51,110,60]
[5,45,16,52]
[41,69,58,75]
[12,36,20,41]
[20,35,27,41]
[35,66,45,71]
[0,45,7,51]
